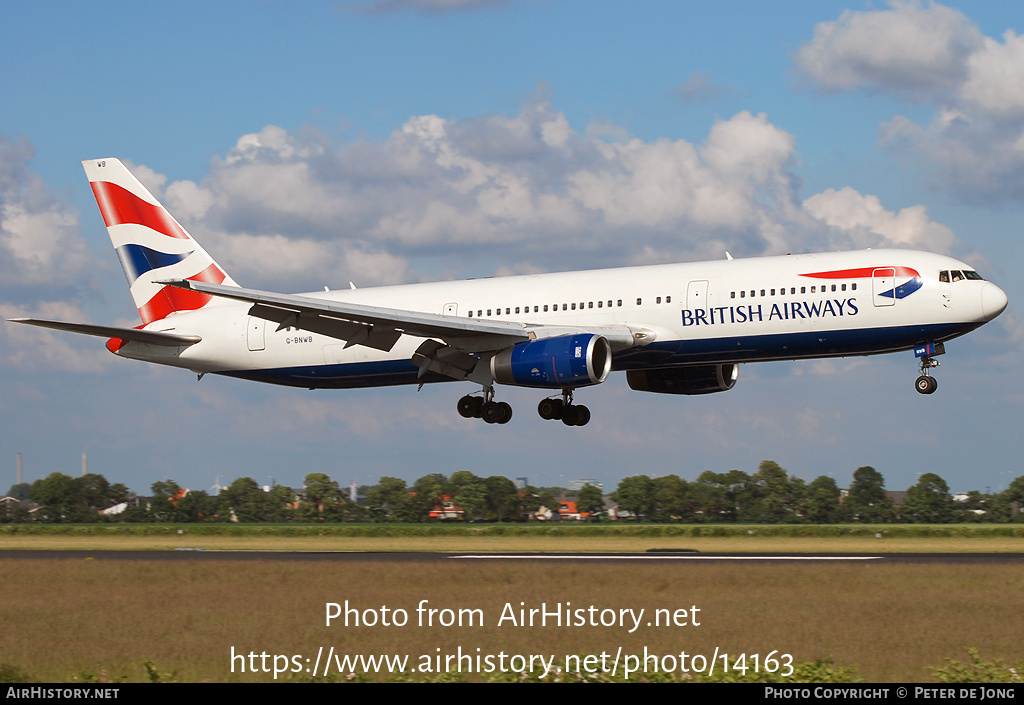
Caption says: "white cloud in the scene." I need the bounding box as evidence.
[802,187,955,253]
[0,133,93,287]
[0,302,111,373]
[795,2,1024,203]
[121,92,961,293]
[962,30,1024,120]
[794,0,981,100]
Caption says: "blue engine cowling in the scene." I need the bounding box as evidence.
[626,364,738,395]
[491,334,612,388]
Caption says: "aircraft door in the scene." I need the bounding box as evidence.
[687,280,709,312]
[247,317,266,351]
[872,268,895,307]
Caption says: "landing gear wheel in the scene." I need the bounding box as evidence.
[457,395,483,418]
[496,401,512,424]
[574,405,591,426]
[560,405,579,426]
[537,398,563,420]
[482,400,512,424]
[481,401,501,424]
[915,375,938,394]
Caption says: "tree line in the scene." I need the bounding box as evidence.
[612,462,1022,524]
[3,461,1023,524]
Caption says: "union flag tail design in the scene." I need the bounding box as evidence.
[83,158,238,325]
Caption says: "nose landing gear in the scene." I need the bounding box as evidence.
[915,372,938,394]
[914,343,943,395]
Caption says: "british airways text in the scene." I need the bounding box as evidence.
[682,299,859,327]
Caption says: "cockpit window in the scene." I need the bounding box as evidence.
[941,269,985,283]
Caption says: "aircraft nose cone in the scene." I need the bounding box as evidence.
[981,282,1008,320]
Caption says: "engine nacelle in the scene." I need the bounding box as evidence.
[491,334,612,389]
[626,364,738,395]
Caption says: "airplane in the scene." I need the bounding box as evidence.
[10,158,1008,427]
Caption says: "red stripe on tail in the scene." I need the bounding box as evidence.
[136,264,228,324]
[90,181,189,239]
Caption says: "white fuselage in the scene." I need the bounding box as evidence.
[116,248,1006,391]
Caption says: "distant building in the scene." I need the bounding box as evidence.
[429,495,465,520]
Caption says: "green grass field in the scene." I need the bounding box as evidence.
[2,522,1022,553]
[1,525,1022,683]
[1,557,1021,683]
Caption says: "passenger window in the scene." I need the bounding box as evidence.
[666,296,671,303]
[588,302,593,309]
[831,284,836,292]
[841,284,846,291]
[851,283,857,290]
[740,291,746,298]
[571,303,576,310]
[656,296,662,304]
[636,298,642,305]
[617,300,622,307]
[800,287,806,294]
[543,305,548,312]
[562,304,567,311]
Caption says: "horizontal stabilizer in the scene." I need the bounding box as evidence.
[9,319,201,346]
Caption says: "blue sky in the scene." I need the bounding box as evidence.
[2,0,1022,497]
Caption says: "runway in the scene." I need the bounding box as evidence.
[1,550,1021,564]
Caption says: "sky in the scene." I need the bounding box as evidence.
[1,0,1022,497]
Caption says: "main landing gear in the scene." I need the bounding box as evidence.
[457,388,512,424]
[537,389,591,427]
[456,388,591,426]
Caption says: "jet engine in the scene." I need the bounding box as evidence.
[491,334,612,389]
[626,363,738,395]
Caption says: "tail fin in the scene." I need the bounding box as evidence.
[83,158,238,325]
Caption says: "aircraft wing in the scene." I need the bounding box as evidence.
[158,279,532,353]
[9,319,201,346]
[160,279,643,356]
